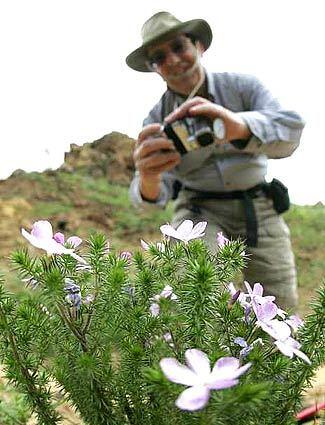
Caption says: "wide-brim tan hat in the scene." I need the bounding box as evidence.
[126,11,213,72]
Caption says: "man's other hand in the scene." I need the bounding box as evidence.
[164,97,251,143]
[134,123,181,177]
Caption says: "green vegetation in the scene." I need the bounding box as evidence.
[0,379,30,425]
[283,204,325,314]
[0,167,324,424]
[0,234,323,424]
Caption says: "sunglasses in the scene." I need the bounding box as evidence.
[146,37,191,69]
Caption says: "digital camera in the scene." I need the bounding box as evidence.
[163,116,214,155]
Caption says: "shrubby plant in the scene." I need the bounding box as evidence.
[0,220,324,424]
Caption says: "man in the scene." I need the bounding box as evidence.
[126,11,305,309]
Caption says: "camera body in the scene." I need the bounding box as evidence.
[163,116,214,155]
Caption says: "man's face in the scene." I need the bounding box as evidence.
[146,34,204,93]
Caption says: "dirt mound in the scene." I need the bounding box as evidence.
[60,131,135,185]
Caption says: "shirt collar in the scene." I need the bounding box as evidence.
[205,69,216,102]
[167,68,215,103]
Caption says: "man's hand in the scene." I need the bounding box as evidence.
[134,123,181,201]
[164,97,251,143]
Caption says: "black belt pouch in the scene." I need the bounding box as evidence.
[267,178,290,214]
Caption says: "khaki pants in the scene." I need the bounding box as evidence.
[172,191,298,310]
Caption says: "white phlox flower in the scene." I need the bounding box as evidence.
[160,220,207,243]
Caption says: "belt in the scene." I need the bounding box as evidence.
[183,183,267,247]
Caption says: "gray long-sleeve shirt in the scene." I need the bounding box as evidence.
[130,71,305,207]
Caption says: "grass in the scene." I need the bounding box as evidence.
[283,204,325,314]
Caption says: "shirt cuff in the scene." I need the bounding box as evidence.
[236,111,273,147]
[129,176,170,208]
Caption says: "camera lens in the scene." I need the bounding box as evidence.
[196,130,214,146]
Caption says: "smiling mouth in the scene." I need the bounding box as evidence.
[168,64,196,79]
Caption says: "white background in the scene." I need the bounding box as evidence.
[1,0,324,205]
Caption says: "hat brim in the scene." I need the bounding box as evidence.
[126,19,212,72]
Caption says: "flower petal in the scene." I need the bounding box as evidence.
[67,236,82,248]
[185,349,211,379]
[292,348,311,365]
[207,378,239,390]
[259,319,291,341]
[69,252,87,264]
[255,301,278,322]
[189,221,207,239]
[53,232,65,244]
[252,282,264,296]
[140,239,149,250]
[286,314,304,331]
[21,229,48,250]
[234,337,247,348]
[160,285,173,298]
[244,281,253,295]
[176,220,194,238]
[160,224,181,240]
[227,282,237,296]
[30,220,53,240]
[211,357,239,379]
[230,362,252,379]
[149,303,160,317]
[274,340,294,358]
[175,386,210,411]
[160,358,200,386]
[262,295,276,303]
[216,231,229,247]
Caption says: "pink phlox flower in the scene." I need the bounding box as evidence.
[159,285,178,301]
[259,318,291,341]
[150,285,177,317]
[244,281,276,305]
[244,281,286,320]
[149,303,160,317]
[53,232,82,248]
[160,220,207,243]
[160,349,251,411]
[285,314,304,332]
[119,251,132,264]
[274,337,311,364]
[253,299,291,340]
[216,231,230,247]
[21,220,86,264]
[140,239,165,252]
[152,285,178,302]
